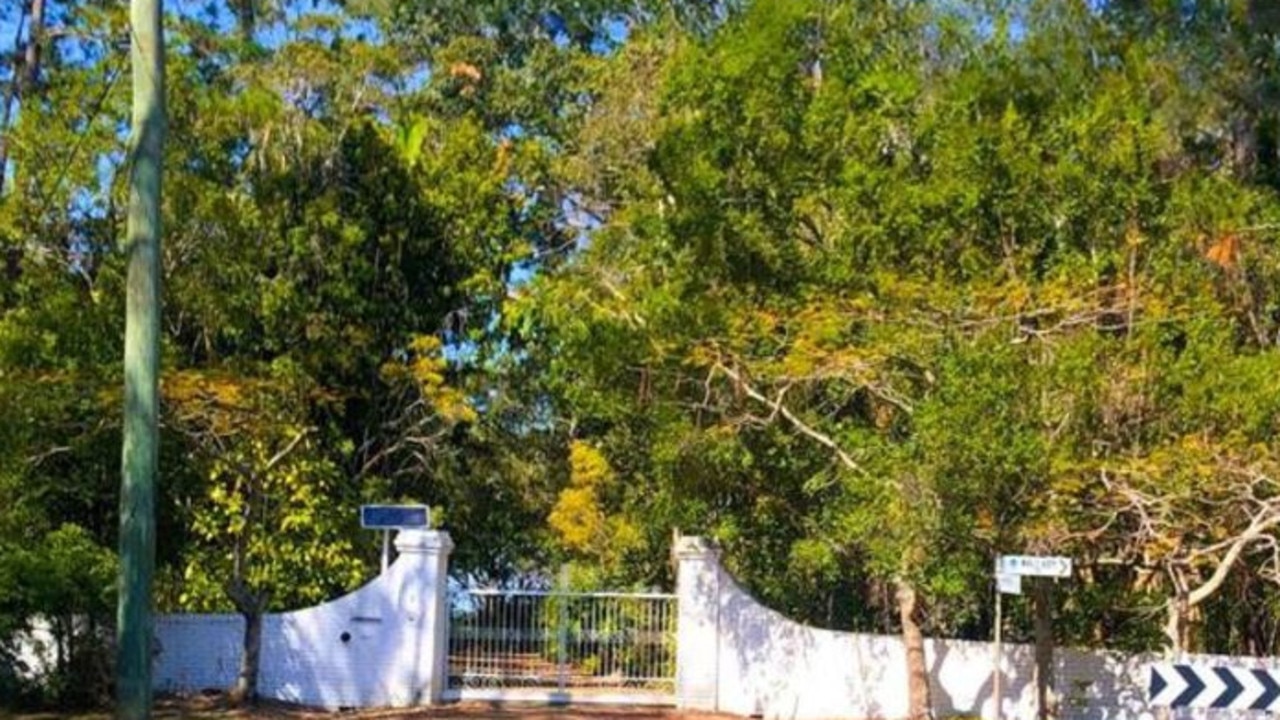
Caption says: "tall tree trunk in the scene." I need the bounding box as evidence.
[0,5,21,284]
[227,580,269,706]
[0,8,26,198]
[22,0,44,91]
[1033,579,1057,720]
[231,0,256,42]
[897,578,933,720]
[0,0,44,196]
[116,0,165,717]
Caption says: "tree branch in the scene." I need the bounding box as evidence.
[262,427,311,473]
[713,361,864,475]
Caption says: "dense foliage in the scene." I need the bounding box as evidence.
[6,0,1280,709]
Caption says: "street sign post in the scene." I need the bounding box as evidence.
[360,504,430,572]
[993,554,1073,720]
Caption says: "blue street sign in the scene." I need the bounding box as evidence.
[360,504,429,530]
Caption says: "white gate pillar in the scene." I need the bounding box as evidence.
[674,536,721,711]
[389,529,453,705]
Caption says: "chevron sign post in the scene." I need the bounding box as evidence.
[1149,663,1280,711]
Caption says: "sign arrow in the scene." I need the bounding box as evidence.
[1149,666,1167,700]
[1173,665,1205,707]
[1213,667,1244,708]
[1253,669,1280,711]
[1150,664,1280,711]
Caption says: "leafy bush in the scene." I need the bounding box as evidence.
[0,524,117,710]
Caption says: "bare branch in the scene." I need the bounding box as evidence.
[713,361,864,475]
[1186,511,1280,608]
[262,428,311,473]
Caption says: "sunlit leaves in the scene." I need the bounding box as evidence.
[521,0,1280,651]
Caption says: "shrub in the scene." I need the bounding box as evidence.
[0,524,117,710]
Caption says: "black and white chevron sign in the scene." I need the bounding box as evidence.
[1149,663,1280,711]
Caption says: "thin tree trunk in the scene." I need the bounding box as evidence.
[227,581,268,706]
[0,7,27,197]
[56,615,68,682]
[897,578,933,720]
[231,0,256,41]
[1158,599,1186,720]
[1165,597,1187,654]
[1033,579,1057,720]
[23,0,44,91]
[233,609,263,704]
[116,0,165,716]
[0,0,44,196]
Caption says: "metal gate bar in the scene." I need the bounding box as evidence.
[448,589,676,695]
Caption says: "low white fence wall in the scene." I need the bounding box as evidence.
[672,536,1280,720]
[150,532,1280,718]
[153,530,452,708]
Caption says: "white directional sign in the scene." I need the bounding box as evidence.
[996,572,1022,595]
[1149,663,1280,711]
[997,555,1072,578]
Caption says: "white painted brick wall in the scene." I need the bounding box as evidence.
[153,614,241,693]
[150,533,1280,717]
[152,530,452,709]
[673,536,1280,720]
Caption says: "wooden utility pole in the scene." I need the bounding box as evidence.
[116,0,165,717]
